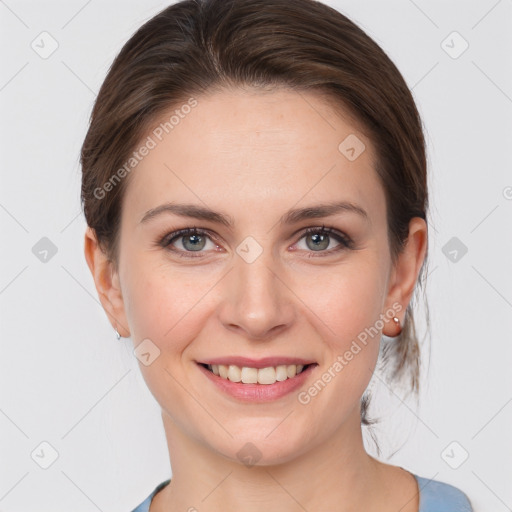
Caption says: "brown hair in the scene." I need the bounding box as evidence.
[80,0,430,429]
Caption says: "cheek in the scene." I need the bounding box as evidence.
[123,245,387,353]
[295,265,385,415]
[300,261,386,348]
[121,256,219,348]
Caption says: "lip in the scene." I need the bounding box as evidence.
[197,356,316,369]
[196,361,318,402]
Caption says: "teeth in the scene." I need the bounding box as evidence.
[218,364,228,379]
[257,367,276,385]
[227,365,241,382]
[206,363,307,385]
[241,366,258,384]
[276,365,288,381]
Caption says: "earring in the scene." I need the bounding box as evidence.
[114,328,121,340]
[392,316,402,337]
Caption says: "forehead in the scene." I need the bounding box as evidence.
[122,87,385,225]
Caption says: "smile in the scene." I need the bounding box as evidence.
[200,363,316,385]
[196,357,319,401]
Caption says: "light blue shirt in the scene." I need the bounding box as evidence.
[131,473,474,511]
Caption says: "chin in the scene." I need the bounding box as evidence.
[212,430,309,468]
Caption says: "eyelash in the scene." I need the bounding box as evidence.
[159,225,354,259]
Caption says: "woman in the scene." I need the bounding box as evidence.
[81,0,473,510]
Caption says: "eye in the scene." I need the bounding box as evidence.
[160,227,220,257]
[294,226,353,256]
[159,225,353,259]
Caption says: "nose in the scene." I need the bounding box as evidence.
[217,249,296,341]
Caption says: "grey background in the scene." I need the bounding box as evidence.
[0,0,511,510]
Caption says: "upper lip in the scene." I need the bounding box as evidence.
[197,356,316,369]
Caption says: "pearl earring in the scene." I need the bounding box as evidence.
[392,316,402,336]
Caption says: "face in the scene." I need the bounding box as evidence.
[88,87,424,465]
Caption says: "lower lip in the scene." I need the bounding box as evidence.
[197,363,317,402]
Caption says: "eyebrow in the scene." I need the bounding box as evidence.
[139,200,369,226]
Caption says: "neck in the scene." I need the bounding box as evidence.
[156,406,383,512]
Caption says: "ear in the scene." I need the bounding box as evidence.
[84,227,130,337]
[382,217,428,336]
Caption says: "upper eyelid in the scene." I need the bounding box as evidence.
[164,227,220,244]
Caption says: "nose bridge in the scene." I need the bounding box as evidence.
[219,240,294,338]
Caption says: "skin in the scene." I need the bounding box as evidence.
[85,87,427,512]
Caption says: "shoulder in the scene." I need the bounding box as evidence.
[413,474,474,512]
[130,479,171,512]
